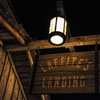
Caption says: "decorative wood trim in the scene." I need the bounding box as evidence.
[6,34,100,52]
[0,16,25,45]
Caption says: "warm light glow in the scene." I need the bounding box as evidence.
[50,35,63,45]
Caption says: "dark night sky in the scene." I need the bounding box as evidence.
[10,0,100,100]
[10,0,100,40]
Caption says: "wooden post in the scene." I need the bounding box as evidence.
[29,50,39,94]
[95,41,99,93]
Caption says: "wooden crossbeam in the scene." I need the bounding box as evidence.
[6,34,100,52]
[0,16,25,45]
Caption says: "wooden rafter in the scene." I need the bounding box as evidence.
[0,16,25,45]
[6,34,100,52]
[27,50,34,68]
[0,40,3,46]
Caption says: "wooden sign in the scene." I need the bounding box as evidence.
[32,51,96,94]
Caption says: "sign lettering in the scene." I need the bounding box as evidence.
[33,51,95,94]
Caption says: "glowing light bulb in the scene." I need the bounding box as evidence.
[50,35,63,45]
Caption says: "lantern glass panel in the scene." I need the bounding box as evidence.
[56,17,64,33]
[49,17,56,34]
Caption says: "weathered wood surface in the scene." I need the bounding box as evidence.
[0,47,6,76]
[10,51,33,95]
[18,89,23,100]
[0,0,32,42]
[6,34,100,52]
[9,50,100,94]
[32,51,96,94]
[0,55,10,99]
[12,80,19,100]
[3,68,15,100]
[8,53,27,99]
[0,47,27,100]
[0,16,25,45]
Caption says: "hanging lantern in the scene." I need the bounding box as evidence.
[48,16,67,45]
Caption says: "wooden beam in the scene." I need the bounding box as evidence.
[0,16,25,45]
[6,34,100,52]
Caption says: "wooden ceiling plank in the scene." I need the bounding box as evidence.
[0,16,25,45]
[0,32,14,40]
